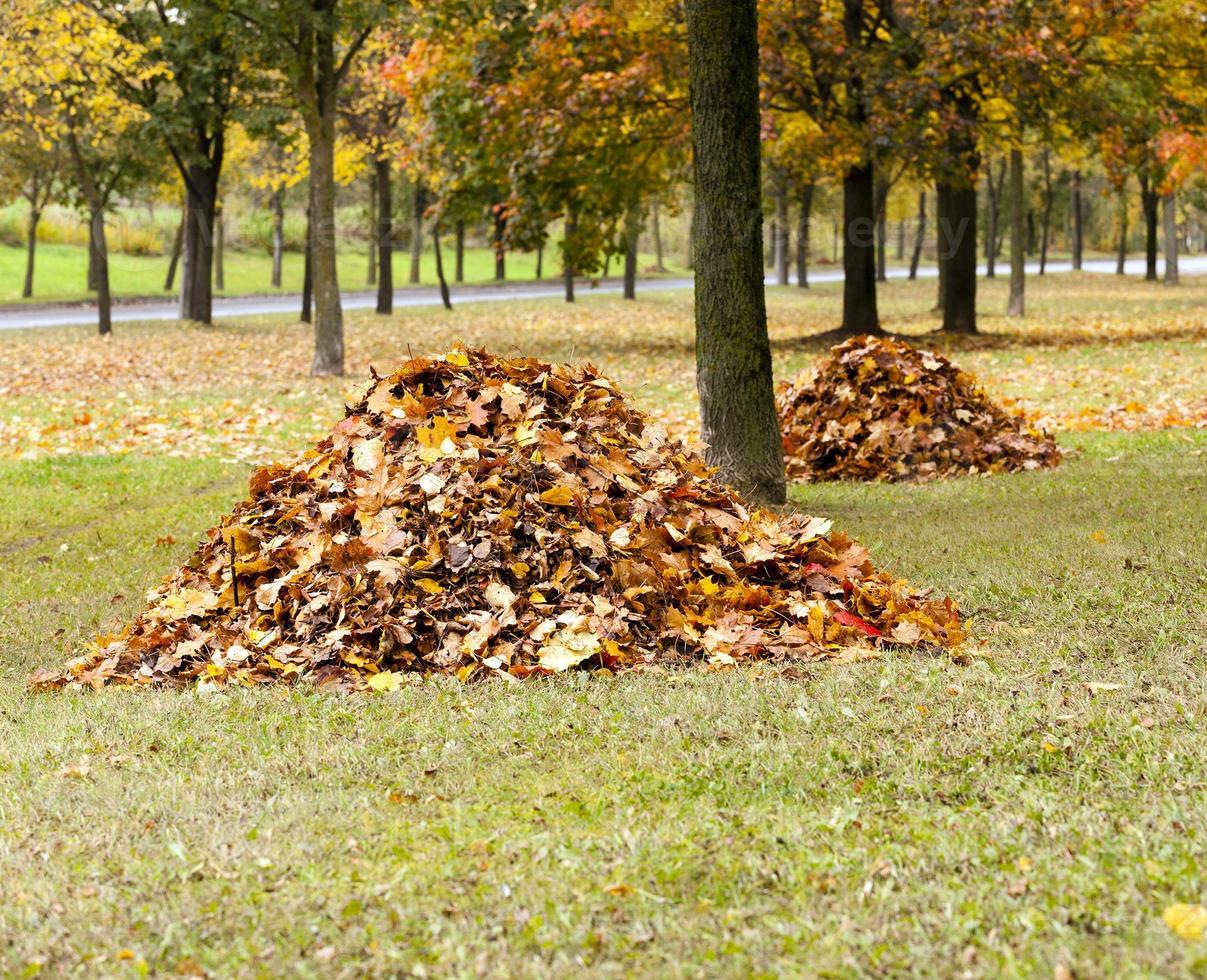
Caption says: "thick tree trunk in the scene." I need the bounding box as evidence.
[563,211,576,303]
[307,107,344,375]
[366,168,377,286]
[22,208,41,299]
[214,203,225,292]
[1115,185,1127,275]
[652,198,667,271]
[684,0,785,504]
[165,209,184,292]
[940,174,978,334]
[409,183,424,285]
[301,201,313,323]
[375,157,393,314]
[1163,192,1179,285]
[432,220,452,309]
[874,178,888,283]
[1071,169,1083,271]
[180,162,219,324]
[1007,148,1025,317]
[841,161,880,334]
[795,181,813,288]
[773,176,789,286]
[1140,175,1158,281]
[909,190,926,281]
[623,202,639,300]
[454,219,465,282]
[492,208,506,279]
[271,188,284,288]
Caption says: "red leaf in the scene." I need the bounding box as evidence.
[833,609,882,636]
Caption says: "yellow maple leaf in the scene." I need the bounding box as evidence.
[414,578,443,595]
[445,350,470,367]
[416,416,458,460]
[539,485,577,507]
[1163,904,1207,941]
[368,671,404,692]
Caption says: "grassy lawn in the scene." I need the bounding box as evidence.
[0,240,683,305]
[1,275,1205,975]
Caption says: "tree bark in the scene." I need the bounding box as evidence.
[535,244,543,279]
[301,200,313,323]
[214,203,225,292]
[1115,184,1127,276]
[563,210,576,303]
[651,198,667,271]
[366,167,377,286]
[270,188,284,288]
[623,202,639,299]
[180,161,219,323]
[940,171,978,334]
[375,157,393,314]
[90,208,113,335]
[409,182,424,285]
[874,177,889,283]
[1163,192,1179,285]
[492,207,506,279]
[1140,174,1158,281]
[909,190,926,281]
[795,180,813,288]
[432,220,452,309]
[895,218,905,261]
[773,175,789,286]
[935,183,948,311]
[165,210,184,293]
[22,207,41,299]
[684,0,785,504]
[1071,168,1083,271]
[842,161,880,334]
[985,158,1004,278]
[1007,147,1025,317]
[1039,150,1053,275]
[454,219,465,282]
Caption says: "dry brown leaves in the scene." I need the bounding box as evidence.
[778,336,1062,482]
[32,347,964,692]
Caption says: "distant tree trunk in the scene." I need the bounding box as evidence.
[1115,184,1128,276]
[214,203,225,292]
[376,157,393,315]
[432,220,452,309]
[492,207,506,279]
[895,219,906,261]
[563,210,576,303]
[985,157,1005,278]
[795,180,813,288]
[1071,169,1084,271]
[90,209,113,335]
[270,189,284,289]
[180,160,220,324]
[1027,208,1036,254]
[535,244,543,279]
[651,198,667,271]
[935,183,948,311]
[1140,174,1159,281]
[874,177,889,283]
[909,190,926,281]
[165,208,184,293]
[301,201,313,324]
[1163,192,1179,285]
[842,161,880,334]
[366,168,377,287]
[685,206,695,269]
[1039,150,1054,275]
[684,0,785,504]
[1007,148,1025,317]
[409,183,424,285]
[22,207,42,299]
[623,202,639,299]
[454,219,465,282]
[87,228,98,292]
[774,176,789,286]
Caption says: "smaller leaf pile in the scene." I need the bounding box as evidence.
[777,335,1061,482]
[33,347,964,693]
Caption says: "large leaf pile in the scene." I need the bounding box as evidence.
[778,335,1062,482]
[34,348,963,692]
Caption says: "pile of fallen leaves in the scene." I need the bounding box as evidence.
[33,348,963,692]
[777,335,1062,482]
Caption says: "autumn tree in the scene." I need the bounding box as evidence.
[0,119,62,298]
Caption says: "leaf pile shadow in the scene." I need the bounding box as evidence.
[33,348,963,693]
[777,335,1062,482]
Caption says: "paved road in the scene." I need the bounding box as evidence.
[1,255,1202,331]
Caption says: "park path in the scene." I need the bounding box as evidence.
[0,255,1202,331]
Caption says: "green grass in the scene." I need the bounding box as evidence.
[1,430,1204,976]
[0,240,684,305]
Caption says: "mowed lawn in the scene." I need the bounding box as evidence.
[1,275,1205,976]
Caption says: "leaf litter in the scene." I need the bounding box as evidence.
[31,347,964,692]
[777,335,1062,482]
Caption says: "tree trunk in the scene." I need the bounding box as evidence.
[1115,184,1127,275]
[652,198,667,271]
[454,219,465,282]
[366,167,377,286]
[409,182,424,285]
[795,181,813,288]
[90,209,112,335]
[535,244,543,279]
[432,220,452,309]
[271,188,284,288]
[492,207,506,279]
[375,157,393,314]
[985,158,1004,278]
[166,209,184,292]
[909,190,926,281]
[1163,192,1179,285]
[1039,153,1053,276]
[563,210,576,303]
[180,162,219,324]
[935,183,948,311]
[1007,147,1025,317]
[1027,208,1036,254]
[301,200,313,323]
[1140,174,1158,281]
[623,202,639,299]
[684,0,785,504]
[874,177,889,283]
[214,203,225,292]
[940,175,978,334]
[87,229,98,292]
[841,161,880,334]
[1071,169,1083,271]
[773,176,789,286]
[306,92,345,375]
[22,207,41,299]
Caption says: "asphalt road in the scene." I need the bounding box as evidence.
[1,255,1202,331]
